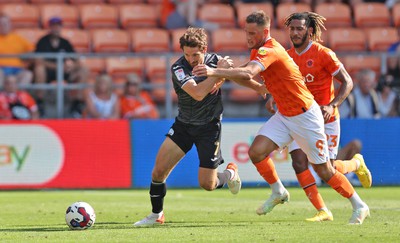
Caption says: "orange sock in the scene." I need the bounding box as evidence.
[333,159,358,174]
[296,169,326,211]
[326,171,355,198]
[254,156,279,184]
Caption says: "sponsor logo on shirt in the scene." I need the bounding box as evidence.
[258,47,268,55]
[174,69,185,81]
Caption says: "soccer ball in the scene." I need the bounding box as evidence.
[65,202,96,230]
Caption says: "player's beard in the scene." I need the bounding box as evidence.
[291,34,308,48]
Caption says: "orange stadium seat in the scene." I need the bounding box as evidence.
[0,0,26,2]
[106,57,145,79]
[69,0,105,3]
[40,4,79,28]
[30,0,66,3]
[131,28,170,52]
[211,28,248,53]
[79,4,118,29]
[119,4,158,29]
[150,77,178,104]
[170,28,186,52]
[366,27,399,52]
[393,3,400,27]
[107,0,144,3]
[229,82,261,103]
[14,28,47,45]
[91,29,130,52]
[276,3,311,29]
[145,57,167,80]
[341,55,381,78]
[1,4,39,28]
[146,0,164,4]
[62,29,91,52]
[198,3,236,28]
[270,28,291,49]
[353,3,390,28]
[315,3,352,28]
[235,2,274,28]
[79,57,106,78]
[328,28,367,52]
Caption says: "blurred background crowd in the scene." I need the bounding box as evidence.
[0,0,399,120]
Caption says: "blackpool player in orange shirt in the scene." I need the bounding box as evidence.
[262,12,372,222]
[193,10,370,224]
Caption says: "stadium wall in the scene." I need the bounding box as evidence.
[0,118,399,189]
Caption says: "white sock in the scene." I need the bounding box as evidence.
[349,192,366,209]
[270,179,286,195]
[225,169,235,180]
[320,207,329,212]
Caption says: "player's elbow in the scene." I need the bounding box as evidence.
[192,93,206,101]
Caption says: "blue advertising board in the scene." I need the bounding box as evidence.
[131,118,400,188]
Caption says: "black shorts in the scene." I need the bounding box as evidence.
[166,118,224,169]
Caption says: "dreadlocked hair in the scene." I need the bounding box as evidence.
[284,12,326,43]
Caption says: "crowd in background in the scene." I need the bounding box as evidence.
[0,0,399,120]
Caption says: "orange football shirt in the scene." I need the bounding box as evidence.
[250,38,314,117]
[287,41,342,121]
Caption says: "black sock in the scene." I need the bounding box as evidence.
[150,181,166,214]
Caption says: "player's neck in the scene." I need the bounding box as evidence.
[295,41,312,55]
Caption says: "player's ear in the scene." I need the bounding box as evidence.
[264,28,269,36]
[203,46,208,53]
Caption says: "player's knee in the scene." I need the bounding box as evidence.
[248,147,264,163]
[199,181,215,191]
[313,163,335,181]
[151,167,167,182]
[292,160,308,174]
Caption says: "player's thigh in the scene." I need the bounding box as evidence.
[325,120,340,160]
[250,113,290,160]
[153,137,185,180]
[288,102,329,165]
[194,119,223,169]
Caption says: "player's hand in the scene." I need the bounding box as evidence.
[217,56,233,69]
[265,96,276,114]
[320,105,334,123]
[192,64,213,77]
[255,84,269,99]
[210,79,225,94]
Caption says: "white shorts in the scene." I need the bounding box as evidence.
[256,102,329,164]
[289,119,340,160]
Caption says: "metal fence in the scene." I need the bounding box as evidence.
[0,51,397,118]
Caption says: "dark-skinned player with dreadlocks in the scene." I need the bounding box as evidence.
[263,12,372,223]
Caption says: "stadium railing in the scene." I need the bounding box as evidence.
[0,51,397,119]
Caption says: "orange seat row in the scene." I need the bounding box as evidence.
[2,2,400,30]
[14,26,399,54]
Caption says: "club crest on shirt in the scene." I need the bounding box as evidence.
[258,47,268,55]
[174,68,185,81]
[306,59,314,68]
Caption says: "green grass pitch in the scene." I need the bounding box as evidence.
[0,187,399,242]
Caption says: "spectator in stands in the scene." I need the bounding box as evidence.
[161,0,219,31]
[377,75,399,117]
[120,73,159,119]
[83,73,120,119]
[0,13,34,87]
[0,75,39,120]
[351,68,380,118]
[387,41,400,82]
[34,17,88,116]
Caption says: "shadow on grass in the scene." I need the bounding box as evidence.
[0,222,129,232]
